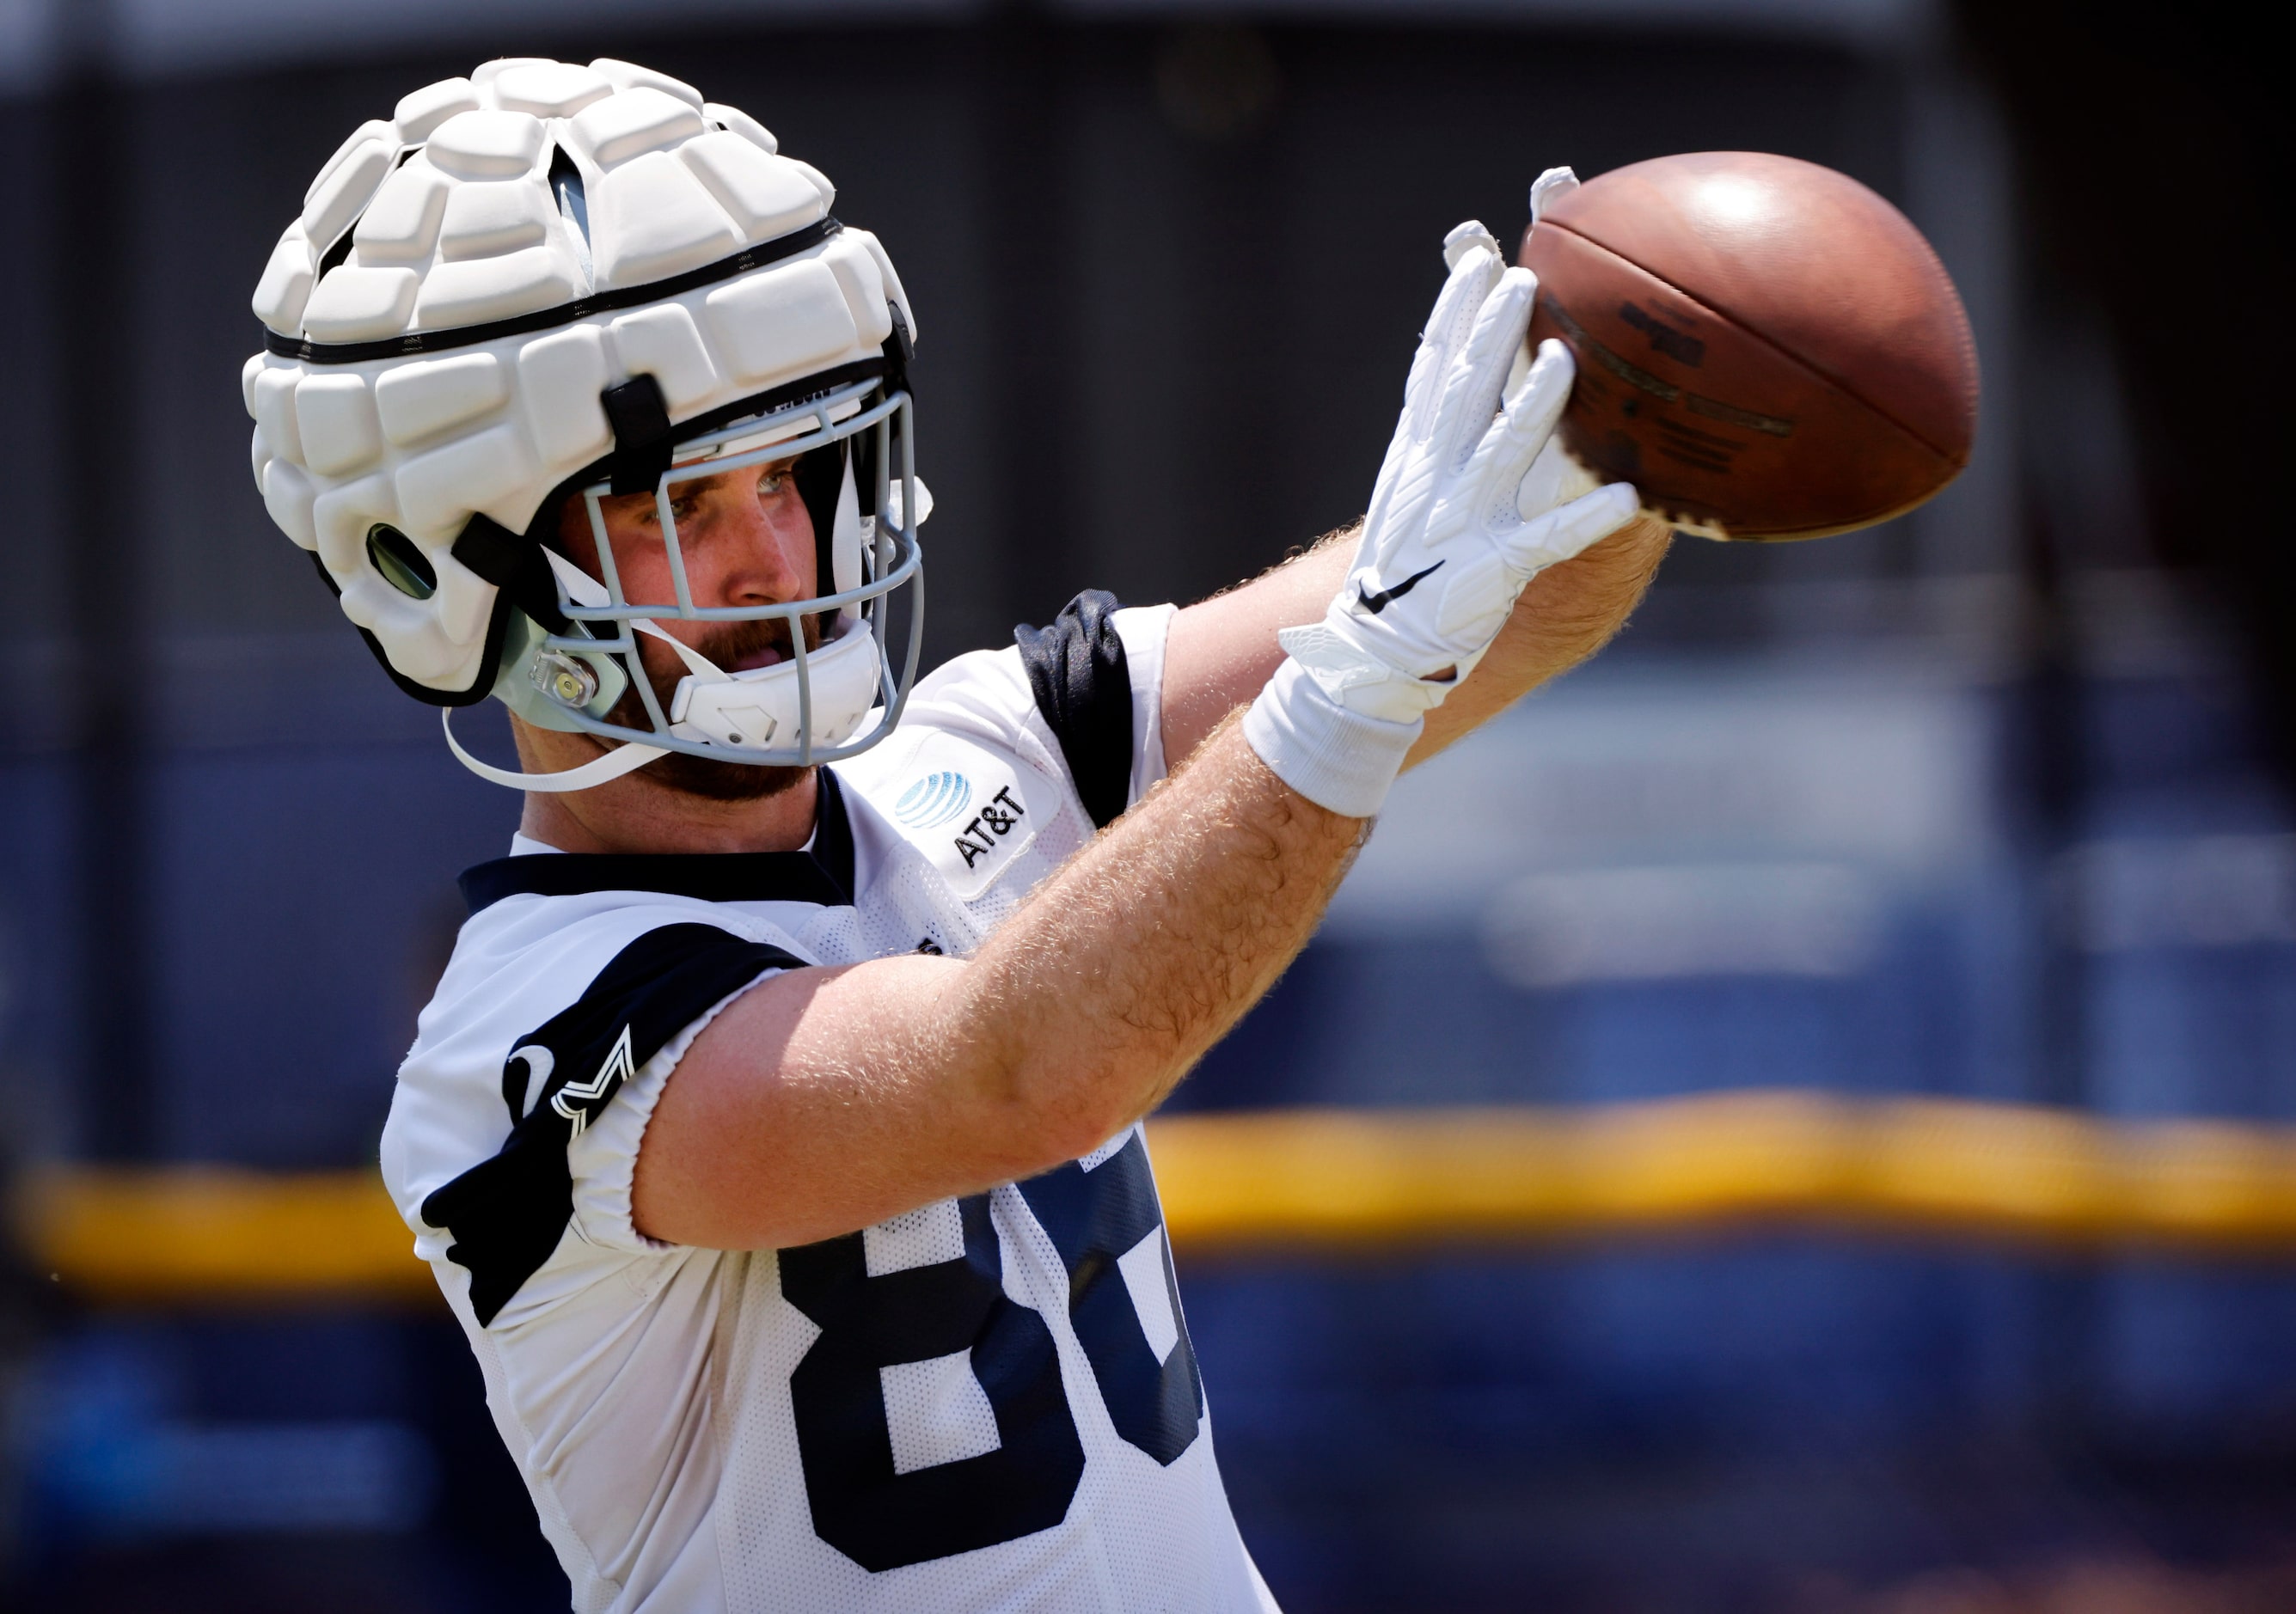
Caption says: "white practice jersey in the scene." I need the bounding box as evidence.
[381,595,1280,1614]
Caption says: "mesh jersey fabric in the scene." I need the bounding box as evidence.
[380,597,1282,1613]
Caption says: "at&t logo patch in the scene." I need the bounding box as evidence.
[895,770,972,828]
[952,786,1028,871]
[856,731,1042,897]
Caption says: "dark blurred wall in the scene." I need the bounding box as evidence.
[1956,0,2296,771]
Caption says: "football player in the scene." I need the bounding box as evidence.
[246,58,1666,1611]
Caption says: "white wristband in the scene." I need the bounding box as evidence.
[1242,658,1424,818]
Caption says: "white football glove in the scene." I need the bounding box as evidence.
[1244,220,1639,816]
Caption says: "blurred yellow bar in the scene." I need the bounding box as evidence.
[1149,1093,2296,1255]
[18,1092,2296,1305]
[18,1166,437,1305]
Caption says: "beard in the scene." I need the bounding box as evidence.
[602,613,828,804]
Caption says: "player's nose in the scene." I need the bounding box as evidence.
[707,483,812,608]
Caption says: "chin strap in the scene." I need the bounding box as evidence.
[442,707,669,793]
[438,618,728,792]
[631,617,727,678]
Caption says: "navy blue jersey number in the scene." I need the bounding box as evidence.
[1018,1132,1204,1464]
[779,1194,1084,1572]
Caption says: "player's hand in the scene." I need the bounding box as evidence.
[1241,220,1638,817]
[1277,223,1638,724]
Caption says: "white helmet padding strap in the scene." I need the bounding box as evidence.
[444,613,881,791]
[441,708,668,793]
[832,455,862,595]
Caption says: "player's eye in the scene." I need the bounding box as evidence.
[758,466,790,496]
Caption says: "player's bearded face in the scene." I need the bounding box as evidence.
[560,456,825,803]
[612,612,826,802]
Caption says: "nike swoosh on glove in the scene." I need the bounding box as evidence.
[1242,217,1638,816]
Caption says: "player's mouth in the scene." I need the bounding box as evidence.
[664,613,825,683]
[604,612,833,741]
[707,614,817,674]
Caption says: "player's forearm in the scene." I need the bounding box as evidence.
[940,712,1363,1163]
[1160,533,1353,758]
[637,716,1362,1248]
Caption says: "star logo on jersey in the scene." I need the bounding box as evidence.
[894,770,973,829]
[551,1023,634,1138]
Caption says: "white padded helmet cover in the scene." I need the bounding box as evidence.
[245,58,917,696]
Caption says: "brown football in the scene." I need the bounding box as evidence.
[1519,151,1978,541]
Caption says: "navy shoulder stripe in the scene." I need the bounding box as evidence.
[1013,590,1133,831]
[459,768,857,914]
[419,922,802,1324]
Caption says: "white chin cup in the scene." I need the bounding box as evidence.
[667,614,882,753]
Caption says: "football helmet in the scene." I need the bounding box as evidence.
[245,57,926,790]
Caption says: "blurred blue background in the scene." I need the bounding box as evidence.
[2,0,2292,1608]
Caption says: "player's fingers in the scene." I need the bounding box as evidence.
[1497,481,1640,576]
[1513,430,1600,524]
[1374,249,1505,546]
[1403,246,1503,438]
[1448,334,1571,537]
[1528,166,1579,228]
[1500,337,1574,449]
[1442,219,1503,270]
[1419,244,1502,373]
[1429,267,1535,470]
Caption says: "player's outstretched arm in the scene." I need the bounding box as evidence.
[633,714,1363,1249]
[634,227,1638,1250]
